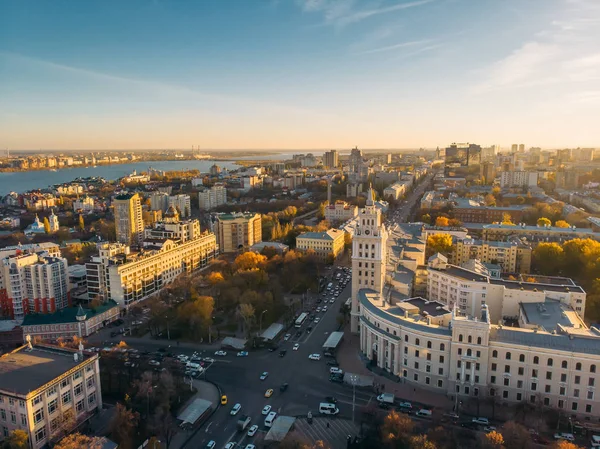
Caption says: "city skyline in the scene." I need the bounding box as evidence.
[2,0,600,150]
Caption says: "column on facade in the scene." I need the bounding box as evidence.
[470,362,476,386]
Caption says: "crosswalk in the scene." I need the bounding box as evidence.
[293,417,359,449]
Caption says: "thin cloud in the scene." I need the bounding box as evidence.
[355,38,433,55]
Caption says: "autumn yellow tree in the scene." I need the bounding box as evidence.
[381,410,415,447]
[550,441,585,449]
[501,421,532,449]
[3,429,29,449]
[501,213,515,225]
[55,433,107,449]
[234,252,267,271]
[426,233,453,256]
[480,430,505,449]
[537,217,552,227]
[435,216,449,227]
[410,434,437,449]
[554,220,570,228]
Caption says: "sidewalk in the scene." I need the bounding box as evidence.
[88,331,223,353]
[336,329,453,410]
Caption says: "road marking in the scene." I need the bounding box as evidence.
[205,422,213,433]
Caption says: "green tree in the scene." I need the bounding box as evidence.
[537,217,551,227]
[43,216,51,233]
[426,233,453,256]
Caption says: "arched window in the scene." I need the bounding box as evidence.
[467,349,472,357]
[576,362,582,371]
[477,337,482,345]
[562,361,568,369]
[440,343,445,351]
[459,334,463,342]
[533,356,539,364]
[506,352,511,360]
[468,335,472,344]
[427,341,432,349]
[492,350,498,358]
[547,358,553,367]
[519,354,525,363]
[592,365,597,374]
[415,338,420,346]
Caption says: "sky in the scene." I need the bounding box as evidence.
[1,0,599,151]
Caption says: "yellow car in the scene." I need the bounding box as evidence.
[264,389,273,398]
[221,395,228,405]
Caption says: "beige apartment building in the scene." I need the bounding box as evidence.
[426,254,586,324]
[0,344,102,448]
[296,229,345,261]
[113,193,144,246]
[216,213,262,253]
[451,237,532,273]
[324,201,358,224]
[86,219,218,308]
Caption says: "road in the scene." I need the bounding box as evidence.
[386,171,436,226]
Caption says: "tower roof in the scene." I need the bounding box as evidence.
[366,184,375,206]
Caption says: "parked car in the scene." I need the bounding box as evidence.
[260,371,269,380]
[280,383,289,392]
[237,351,248,357]
[308,354,321,361]
[472,417,490,426]
[247,425,258,437]
[215,350,227,356]
[554,433,575,442]
[230,403,242,415]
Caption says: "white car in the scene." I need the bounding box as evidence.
[330,300,335,304]
[206,441,216,449]
[314,318,320,323]
[247,425,258,437]
[224,443,236,449]
[245,445,256,449]
[262,405,272,415]
[284,334,291,341]
[484,426,497,432]
[203,357,215,364]
[330,367,343,374]
[322,306,328,312]
[260,372,269,380]
[230,403,241,415]
[554,433,575,442]
[472,417,490,425]
[148,360,160,366]
[308,353,321,361]
[293,344,300,351]
[237,351,249,357]
[215,350,227,356]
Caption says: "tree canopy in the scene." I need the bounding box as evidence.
[426,233,453,257]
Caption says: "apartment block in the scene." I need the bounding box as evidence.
[0,244,69,321]
[296,229,345,261]
[450,237,532,273]
[500,171,538,188]
[0,344,102,448]
[198,184,227,210]
[324,201,358,224]
[216,213,262,253]
[113,193,144,246]
[168,194,191,218]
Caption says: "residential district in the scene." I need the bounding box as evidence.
[1,145,600,449]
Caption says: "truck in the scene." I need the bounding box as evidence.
[376,393,395,405]
[236,415,251,432]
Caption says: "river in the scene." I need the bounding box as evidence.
[0,160,241,196]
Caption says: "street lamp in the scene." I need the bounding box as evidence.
[259,310,268,335]
[349,374,358,424]
[164,315,170,340]
[146,384,157,417]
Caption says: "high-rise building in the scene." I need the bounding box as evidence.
[113,193,144,246]
[217,212,262,253]
[518,144,525,153]
[511,144,518,153]
[349,147,364,181]
[210,164,222,176]
[350,186,388,333]
[444,143,481,175]
[499,171,538,188]
[0,247,69,321]
[150,192,170,212]
[198,184,227,210]
[555,170,579,190]
[323,150,339,169]
[480,161,496,184]
[168,194,191,218]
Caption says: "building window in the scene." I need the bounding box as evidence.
[504,378,509,386]
[531,383,537,391]
[586,404,592,413]
[440,343,445,351]
[592,365,597,374]
[575,376,580,385]
[491,363,497,371]
[544,397,550,406]
[74,383,83,397]
[10,411,15,424]
[33,408,44,424]
[20,414,26,426]
[427,354,431,361]
[467,349,472,357]
[519,354,525,363]
[506,352,511,360]
[61,378,70,389]
[503,391,509,399]
[438,380,443,388]
[572,402,578,411]
[414,374,419,381]
[404,335,408,342]
[491,376,496,384]
[458,348,462,356]
[425,377,430,385]
[562,361,568,369]
[532,369,538,378]
[438,367,444,375]
[517,380,523,388]
[76,399,85,413]
[48,399,57,414]
[545,385,551,393]
[588,391,594,400]
[414,362,419,370]
[35,427,46,444]
[88,393,96,405]
[415,350,420,358]
[468,336,472,343]
[459,334,463,342]
[477,337,482,345]
[561,373,567,382]
[517,393,522,401]
[476,363,480,371]
[427,341,432,349]
[492,350,498,358]
[547,358,553,367]
[576,362,582,371]
[546,372,552,380]
[504,365,510,374]
[476,350,481,358]
[560,387,566,395]
[590,378,596,387]
[62,391,71,405]
[558,400,564,408]
[415,338,420,346]
[518,367,524,376]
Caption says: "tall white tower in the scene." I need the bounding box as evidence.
[350,186,388,333]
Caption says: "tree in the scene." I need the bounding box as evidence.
[532,242,564,275]
[550,442,585,449]
[344,232,353,250]
[485,194,497,206]
[435,216,449,227]
[234,252,267,271]
[177,295,214,340]
[381,410,414,447]
[43,216,51,233]
[78,214,85,231]
[2,430,29,449]
[238,303,255,336]
[55,434,107,449]
[480,430,505,449]
[110,403,139,449]
[426,233,453,256]
[421,213,431,224]
[501,213,515,225]
[555,220,570,228]
[501,421,532,449]
[410,434,437,449]
[537,217,552,227]
[152,407,177,449]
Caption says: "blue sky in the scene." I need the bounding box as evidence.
[1,0,599,150]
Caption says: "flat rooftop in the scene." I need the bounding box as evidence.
[0,345,95,396]
[404,297,451,317]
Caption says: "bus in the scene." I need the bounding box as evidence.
[295,312,308,328]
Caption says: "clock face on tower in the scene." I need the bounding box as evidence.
[365,229,370,235]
